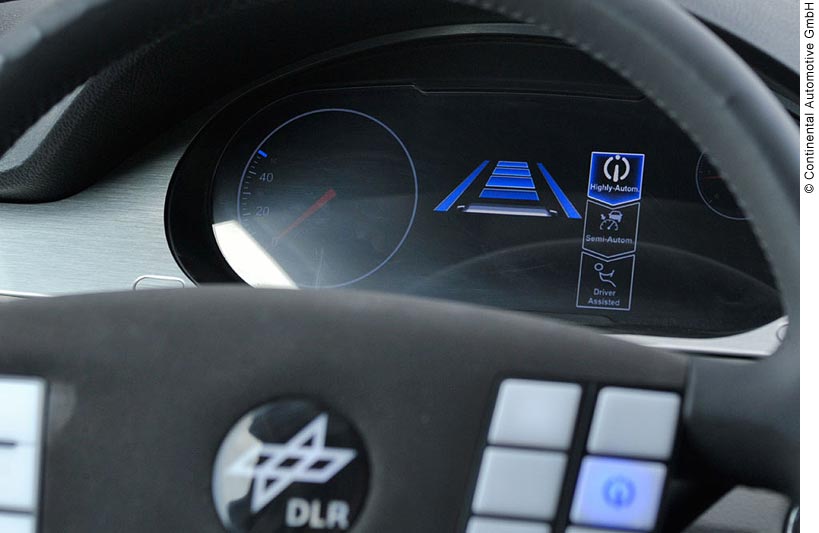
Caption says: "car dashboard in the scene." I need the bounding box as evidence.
[0,17,795,354]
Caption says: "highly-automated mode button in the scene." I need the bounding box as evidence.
[576,253,635,311]
[570,457,666,531]
[587,152,645,206]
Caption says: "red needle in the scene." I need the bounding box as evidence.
[276,188,337,241]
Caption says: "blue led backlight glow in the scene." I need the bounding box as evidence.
[496,161,529,169]
[491,167,532,178]
[486,176,536,189]
[479,189,540,202]
[570,456,666,531]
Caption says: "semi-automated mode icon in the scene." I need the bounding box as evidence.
[583,201,640,258]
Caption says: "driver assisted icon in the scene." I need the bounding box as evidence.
[577,253,636,311]
[212,399,369,532]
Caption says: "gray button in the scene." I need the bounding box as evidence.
[467,517,551,533]
[488,379,581,450]
[0,445,40,511]
[0,513,35,533]
[587,388,679,460]
[0,377,45,445]
[472,447,566,520]
[570,456,666,531]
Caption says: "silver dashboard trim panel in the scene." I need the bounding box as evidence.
[0,130,194,296]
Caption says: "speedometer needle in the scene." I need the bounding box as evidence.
[276,188,337,241]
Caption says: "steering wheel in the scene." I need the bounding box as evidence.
[0,0,798,532]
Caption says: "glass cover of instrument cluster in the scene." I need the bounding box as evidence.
[210,86,781,337]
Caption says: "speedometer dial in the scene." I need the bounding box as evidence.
[228,108,418,288]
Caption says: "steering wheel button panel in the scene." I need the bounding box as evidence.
[0,513,35,533]
[466,517,551,533]
[0,377,45,445]
[488,380,581,450]
[587,388,680,460]
[569,457,666,531]
[472,447,567,520]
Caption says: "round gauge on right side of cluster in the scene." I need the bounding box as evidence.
[695,153,748,221]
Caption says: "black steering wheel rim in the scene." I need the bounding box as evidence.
[0,0,799,530]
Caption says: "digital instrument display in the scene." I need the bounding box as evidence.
[209,85,780,336]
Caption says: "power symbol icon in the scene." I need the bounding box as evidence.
[603,475,636,508]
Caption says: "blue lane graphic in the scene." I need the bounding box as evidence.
[538,163,582,219]
[435,159,582,220]
[257,149,269,158]
[490,168,532,177]
[497,161,529,169]
[434,160,491,212]
[480,188,540,201]
[486,176,536,189]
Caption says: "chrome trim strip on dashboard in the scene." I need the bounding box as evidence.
[614,317,787,358]
[0,289,51,298]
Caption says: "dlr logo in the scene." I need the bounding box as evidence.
[285,498,351,530]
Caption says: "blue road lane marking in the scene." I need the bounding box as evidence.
[486,176,536,189]
[537,163,582,219]
[257,149,269,158]
[480,188,540,201]
[496,161,529,169]
[491,168,532,177]
[434,160,491,212]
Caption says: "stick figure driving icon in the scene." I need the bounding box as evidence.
[595,263,617,288]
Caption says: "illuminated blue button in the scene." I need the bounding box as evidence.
[570,457,666,531]
[587,152,645,206]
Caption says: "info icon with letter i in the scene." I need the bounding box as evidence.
[587,152,645,206]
